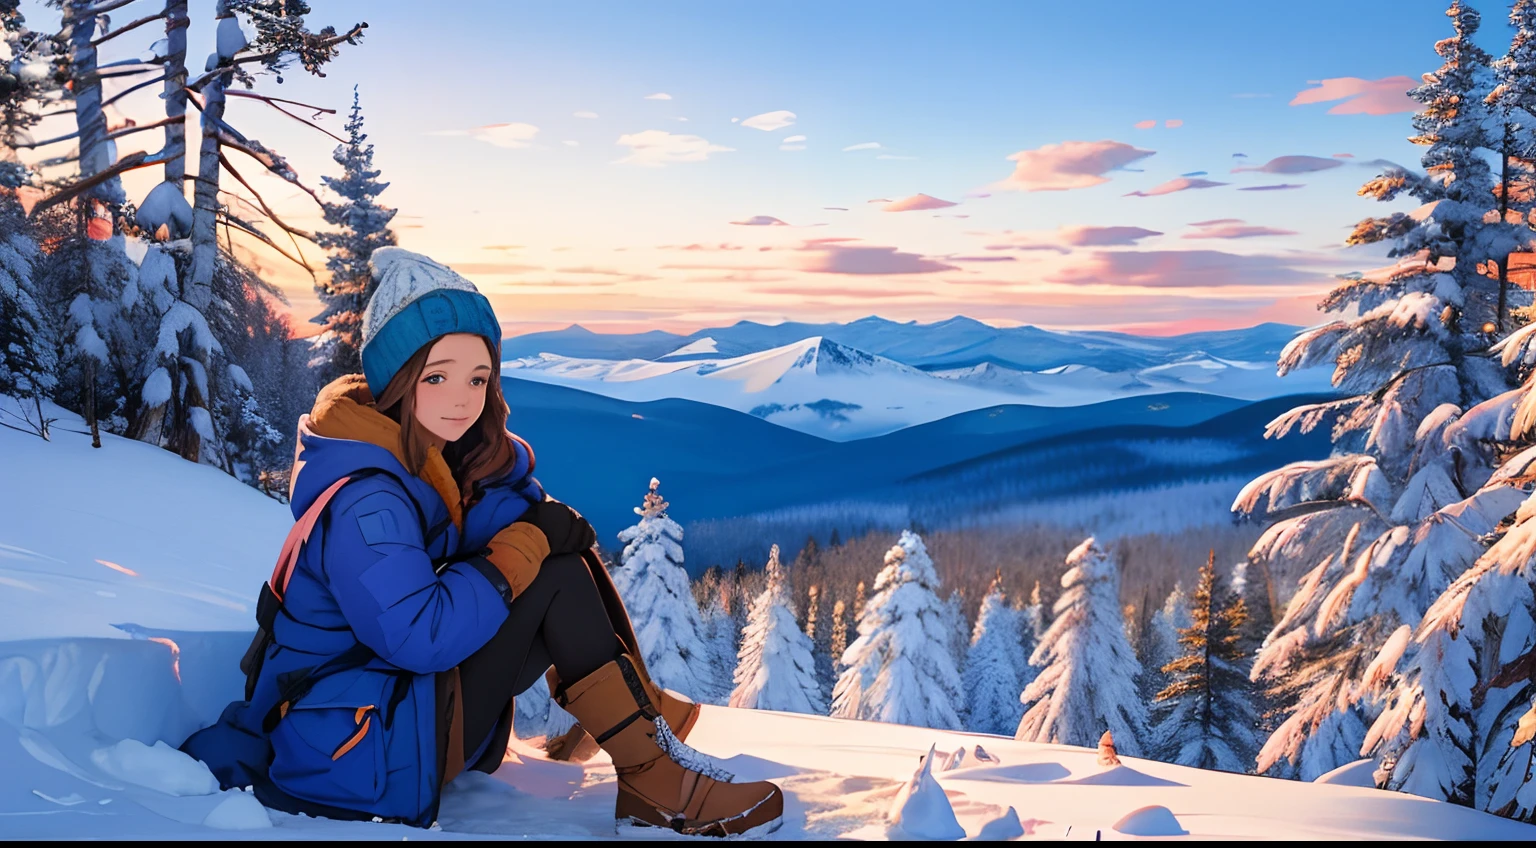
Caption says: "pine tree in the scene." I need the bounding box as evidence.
[831,531,964,729]
[829,597,849,677]
[1152,552,1261,772]
[730,544,827,714]
[613,478,722,704]
[700,586,739,695]
[1141,583,1192,704]
[805,584,835,699]
[1234,0,1527,781]
[965,572,1024,736]
[1365,318,1536,813]
[1487,0,1536,330]
[1016,538,1149,756]
[1016,580,1045,689]
[314,86,398,378]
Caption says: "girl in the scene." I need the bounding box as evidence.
[183,248,782,837]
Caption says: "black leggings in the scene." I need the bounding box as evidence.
[457,551,621,749]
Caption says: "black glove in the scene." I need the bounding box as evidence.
[515,498,597,555]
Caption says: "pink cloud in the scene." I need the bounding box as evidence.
[883,193,958,212]
[1124,177,1229,197]
[1290,76,1418,115]
[1045,249,1327,288]
[1188,218,1243,227]
[947,255,1018,263]
[801,244,959,275]
[1059,225,1164,246]
[753,285,921,299]
[1134,120,1157,129]
[1165,119,1183,128]
[995,140,1156,191]
[1232,155,1341,174]
[731,215,789,226]
[1239,183,1305,191]
[1182,221,1299,239]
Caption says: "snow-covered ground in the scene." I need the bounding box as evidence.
[3,398,1533,839]
[503,337,1335,441]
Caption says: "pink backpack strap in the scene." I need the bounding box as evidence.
[270,476,352,601]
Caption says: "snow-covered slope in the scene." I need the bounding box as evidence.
[2,397,1531,839]
[506,336,1034,440]
[506,336,1335,440]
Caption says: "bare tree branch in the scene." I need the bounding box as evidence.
[102,70,174,109]
[103,114,181,143]
[217,210,314,273]
[218,151,316,243]
[27,149,173,216]
[93,11,169,46]
[227,90,344,143]
[219,135,323,206]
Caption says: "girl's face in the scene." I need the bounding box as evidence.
[413,333,492,443]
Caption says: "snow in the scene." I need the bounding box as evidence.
[90,740,219,796]
[886,744,965,840]
[135,182,194,239]
[6,393,1536,840]
[1113,804,1187,836]
[1314,759,1379,788]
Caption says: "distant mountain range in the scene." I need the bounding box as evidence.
[501,318,1334,441]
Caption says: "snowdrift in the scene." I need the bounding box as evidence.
[3,398,1534,839]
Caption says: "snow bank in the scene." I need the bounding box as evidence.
[887,744,964,840]
[90,740,219,796]
[1113,804,1187,836]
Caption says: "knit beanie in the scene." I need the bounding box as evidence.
[359,247,502,398]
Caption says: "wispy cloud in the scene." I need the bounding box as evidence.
[802,243,959,275]
[1239,183,1305,191]
[613,130,733,167]
[573,110,599,119]
[883,194,957,212]
[1291,76,1417,115]
[1059,225,1164,246]
[430,122,539,149]
[783,135,807,144]
[1124,177,1228,197]
[1046,249,1328,289]
[842,142,881,152]
[995,140,1155,191]
[741,110,796,131]
[644,92,673,100]
[1182,219,1298,239]
[730,216,790,226]
[1134,120,1156,129]
[1232,155,1341,174]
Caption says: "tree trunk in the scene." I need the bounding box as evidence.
[1499,123,1512,333]
[188,0,232,315]
[161,0,188,185]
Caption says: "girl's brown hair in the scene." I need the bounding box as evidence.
[375,335,517,507]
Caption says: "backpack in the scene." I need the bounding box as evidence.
[238,468,457,731]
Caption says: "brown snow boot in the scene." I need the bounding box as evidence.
[556,654,783,837]
[542,665,701,762]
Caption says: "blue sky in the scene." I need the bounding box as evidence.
[22,0,1514,333]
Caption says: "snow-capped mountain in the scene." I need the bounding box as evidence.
[501,316,1309,374]
[503,331,1336,441]
[505,336,1023,440]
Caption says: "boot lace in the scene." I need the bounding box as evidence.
[653,715,735,783]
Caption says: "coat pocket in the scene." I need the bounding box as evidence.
[269,672,390,808]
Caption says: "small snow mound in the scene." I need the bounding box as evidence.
[1314,759,1380,788]
[972,744,999,764]
[940,747,966,771]
[202,790,271,830]
[89,739,218,796]
[1113,804,1187,836]
[888,744,965,840]
[975,806,1025,840]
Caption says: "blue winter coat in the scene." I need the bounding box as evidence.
[186,401,543,827]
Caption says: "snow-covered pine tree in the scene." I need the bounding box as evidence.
[1016,580,1045,689]
[1152,551,1261,772]
[964,572,1024,736]
[612,477,723,704]
[943,589,969,670]
[1233,0,1530,781]
[730,544,827,714]
[700,588,739,697]
[805,584,836,699]
[314,86,397,379]
[1364,317,1536,813]
[0,5,53,420]
[831,531,964,729]
[1487,0,1536,331]
[829,597,849,677]
[1141,583,1192,703]
[1016,538,1149,755]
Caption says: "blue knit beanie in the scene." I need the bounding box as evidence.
[359,247,502,398]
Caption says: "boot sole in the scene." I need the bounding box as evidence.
[616,814,784,840]
[615,786,784,839]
